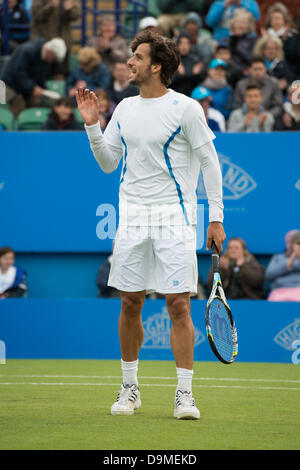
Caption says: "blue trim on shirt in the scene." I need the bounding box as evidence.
[10,267,24,289]
[163,126,189,225]
[117,121,127,184]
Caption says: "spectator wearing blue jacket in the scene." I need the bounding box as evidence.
[67,47,111,99]
[200,58,234,119]
[206,0,260,41]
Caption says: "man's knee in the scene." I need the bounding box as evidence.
[120,291,145,316]
[166,293,190,322]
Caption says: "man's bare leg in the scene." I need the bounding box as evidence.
[166,292,195,370]
[118,290,146,361]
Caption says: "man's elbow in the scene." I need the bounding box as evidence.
[98,162,117,174]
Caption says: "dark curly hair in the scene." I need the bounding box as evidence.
[131,30,180,86]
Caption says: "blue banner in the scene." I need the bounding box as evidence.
[0,132,299,253]
[1,299,300,363]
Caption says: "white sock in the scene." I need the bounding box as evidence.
[176,367,193,393]
[121,359,139,387]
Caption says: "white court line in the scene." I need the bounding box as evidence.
[0,382,300,391]
[0,375,300,384]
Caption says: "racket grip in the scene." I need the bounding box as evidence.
[211,240,220,273]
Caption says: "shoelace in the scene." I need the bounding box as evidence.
[116,384,139,405]
[175,390,195,407]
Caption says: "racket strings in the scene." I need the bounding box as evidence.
[208,298,234,363]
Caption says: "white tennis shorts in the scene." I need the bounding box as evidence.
[108,225,198,295]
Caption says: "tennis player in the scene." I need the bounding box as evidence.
[76,30,225,420]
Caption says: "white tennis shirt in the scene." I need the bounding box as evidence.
[86,88,224,226]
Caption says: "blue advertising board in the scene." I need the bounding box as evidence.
[0,299,300,363]
[0,132,299,253]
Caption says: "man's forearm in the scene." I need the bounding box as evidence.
[85,121,122,173]
[195,141,224,223]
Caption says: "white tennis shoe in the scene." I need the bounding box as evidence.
[111,383,141,416]
[174,390,200,420]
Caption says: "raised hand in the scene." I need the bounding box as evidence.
[75,87,100,126]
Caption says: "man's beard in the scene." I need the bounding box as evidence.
[129,64,152,86]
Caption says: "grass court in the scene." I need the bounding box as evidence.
[0,359,299,450]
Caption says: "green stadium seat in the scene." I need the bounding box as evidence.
[68,53,78,72]
[0,107,15,130]
[74,108,84,123]
[45,80,66,97]
[16,107,51,130]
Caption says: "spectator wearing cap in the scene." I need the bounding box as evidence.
[0,247,27,299]
[139,16,162,33]
[266,230,300,302]
[206,0,260,41]
[228,7,257,72]
[200,58,234,119]
[253,35,293,92]
[214,39,245,87]
[66,47,111,98]
[0,37,67,116]
[106,61,139,105]
[42,96,84,130]
[228,83,274,131]
[180,12,214,64]
[191,85,226,131]
[274,81,300,131]
[171,33,205,96]
[234,56,283,118]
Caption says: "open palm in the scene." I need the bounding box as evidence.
[75,87,100,126]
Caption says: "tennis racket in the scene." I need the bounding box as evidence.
[205,241,238,364]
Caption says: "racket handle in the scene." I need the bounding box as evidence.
[211,240,220,273]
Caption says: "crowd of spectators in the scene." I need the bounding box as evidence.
[0,2,300,301]
[1,0,300,131]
